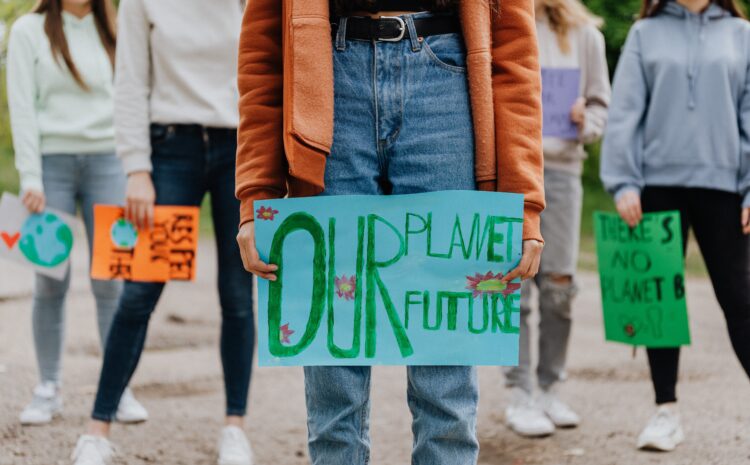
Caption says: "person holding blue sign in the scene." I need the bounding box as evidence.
[6,0,147,428]
[601,0,750,452]
[234,0,545,463]
[503,0,611,439]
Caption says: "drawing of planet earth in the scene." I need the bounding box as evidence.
[19,212,74,268]
[110,218,138,249]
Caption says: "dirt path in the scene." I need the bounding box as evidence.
[1,239,748,465]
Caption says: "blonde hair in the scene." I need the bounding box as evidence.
[537,0,603,54]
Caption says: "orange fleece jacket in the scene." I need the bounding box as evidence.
[236,0,545,241]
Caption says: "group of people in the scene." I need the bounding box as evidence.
[6,0,750,464]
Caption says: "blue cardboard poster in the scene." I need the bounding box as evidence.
[253,191,524,367]
[542,67,581,139]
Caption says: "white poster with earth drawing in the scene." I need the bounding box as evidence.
[0,192,78,280]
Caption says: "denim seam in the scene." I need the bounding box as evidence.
[371,44,388,173]
[421,40,467,74]
[360,368,371,465]
[107,323,147,421]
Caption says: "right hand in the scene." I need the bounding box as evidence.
[22,189,45,213]
[616,190,643,228]
[570,97,586,131]
[125,171,156,230]
[237,221,278,280]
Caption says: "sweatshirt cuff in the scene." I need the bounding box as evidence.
[522,202,544,243]
[20,174,44,194]
[614,185,641,203]
[238,187,286,227]
[120,154,153,175]
[743,191,750,209]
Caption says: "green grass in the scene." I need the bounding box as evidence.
[0,146,18,193]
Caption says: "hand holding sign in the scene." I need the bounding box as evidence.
[253,191,525,367]
[92,205,200,282]
[0,192,77,280]
[594,211,690,348]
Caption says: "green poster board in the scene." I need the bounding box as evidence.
[594,211,691,348]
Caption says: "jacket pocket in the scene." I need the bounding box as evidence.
[288,17,334,152]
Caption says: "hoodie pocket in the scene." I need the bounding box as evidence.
[289,17,334,152]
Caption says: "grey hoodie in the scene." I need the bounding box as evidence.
[601,1,750,208]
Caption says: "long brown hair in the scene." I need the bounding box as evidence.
[640,0,746,18]
[537,0,603,54]
[31,0,117,90]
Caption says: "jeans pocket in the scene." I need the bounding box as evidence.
[422,33,467,73]
[149,124,176,147]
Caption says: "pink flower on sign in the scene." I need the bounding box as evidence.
[335,275,356,301]
[465,271,521,298]
[256,206,279,221]
[280,323,294,344]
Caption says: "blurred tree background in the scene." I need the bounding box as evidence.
[0,0,747,268]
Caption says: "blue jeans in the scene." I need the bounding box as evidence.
[91,125,254,421]
[304,14,479,465]
[34,153,125,385]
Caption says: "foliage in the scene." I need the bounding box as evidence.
[583,0,750,73]
[0,0,746,264]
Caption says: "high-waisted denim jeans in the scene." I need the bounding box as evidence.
[91,125,255,421]
[304,13,479,465]
[34,153,125,385]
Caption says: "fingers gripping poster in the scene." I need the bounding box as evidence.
[91,205,200,282]
[253,191,525,367]
[0,192,77,280]
[594,211,691,348]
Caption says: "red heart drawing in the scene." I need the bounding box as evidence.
[1,232,20,250]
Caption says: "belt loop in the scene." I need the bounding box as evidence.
[335,17,348,51]
[404,15,421,51]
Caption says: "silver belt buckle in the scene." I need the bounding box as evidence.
[378,15,406,42]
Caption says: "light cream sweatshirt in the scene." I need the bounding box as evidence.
[7,12,115,192]
[536,17,611,175]
[115,0,244,175]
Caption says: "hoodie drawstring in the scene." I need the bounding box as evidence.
[686,14,705,110]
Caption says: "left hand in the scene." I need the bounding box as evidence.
[570,97,586,131]
[742,207,750,235]
[502,239,544,282]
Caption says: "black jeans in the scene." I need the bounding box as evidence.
[91,125,255,421]
[641,186,750,404]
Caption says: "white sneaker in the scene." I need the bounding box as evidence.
[71,435,115,465]
[115,387,149,424]
[637,404,685,452]
[505,388,555,437]
[539,389,580,428]
[19,382,62,425]
[218,426,254,465]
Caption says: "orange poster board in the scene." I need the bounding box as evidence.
[92,205,200,282]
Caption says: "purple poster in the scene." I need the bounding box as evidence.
[541,68,581,140]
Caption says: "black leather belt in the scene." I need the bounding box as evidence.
[360,0,430,12]
[334,15,461,42]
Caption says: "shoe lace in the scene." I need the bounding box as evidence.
[73,437,115,461]
[221,428,250,457]
[27,393,54,410]
[512,397,543,418]
[649,410,674,430]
